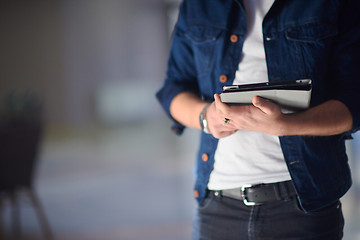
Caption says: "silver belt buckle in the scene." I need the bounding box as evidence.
[241,184,262,206]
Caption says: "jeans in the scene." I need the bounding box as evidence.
[191,191,344,240]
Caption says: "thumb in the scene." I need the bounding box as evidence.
[252,96,278,115]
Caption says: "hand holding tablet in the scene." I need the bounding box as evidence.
[220,79,312,113]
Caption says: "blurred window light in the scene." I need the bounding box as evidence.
[95,81,162,125]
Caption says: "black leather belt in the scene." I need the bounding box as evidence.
[209,180,297,206]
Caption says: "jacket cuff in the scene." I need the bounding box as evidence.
[334,95,360,134]
[156,82,197,135]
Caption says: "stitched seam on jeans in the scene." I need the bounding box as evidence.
[248,206,255,240]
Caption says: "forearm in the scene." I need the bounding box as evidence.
[281,100,353,136]
[170,92,208,130]
[214,95,353,137]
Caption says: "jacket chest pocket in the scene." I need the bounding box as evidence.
[284,19,338,77]
[286,19,338,42]
[185,25,223,76]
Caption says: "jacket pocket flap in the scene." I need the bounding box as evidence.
[185,25,223,43]
[286,20,338,42]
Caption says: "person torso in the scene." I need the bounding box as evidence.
[207,0,292,190]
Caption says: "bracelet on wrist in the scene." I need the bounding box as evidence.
[199,103,211,134]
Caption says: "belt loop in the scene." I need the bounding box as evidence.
[273,182,282,200]
[282,181,294,200]
[276,181,293,200]
[282,181,289,199]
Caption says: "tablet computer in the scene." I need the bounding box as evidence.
[220,79,312,113]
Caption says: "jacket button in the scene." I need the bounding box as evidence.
[219,75,227,83]
[230,34,238,43]
[194,190,199,198]
[202,153,209,162]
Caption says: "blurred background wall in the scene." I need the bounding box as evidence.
[1,0,173,127]
[0,1,359,239]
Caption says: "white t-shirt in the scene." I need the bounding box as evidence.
[207,0,291,190]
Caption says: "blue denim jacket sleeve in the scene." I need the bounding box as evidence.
[156,2,199,135]
[329,0,360,133]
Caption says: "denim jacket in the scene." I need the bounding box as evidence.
[156,0,360,211]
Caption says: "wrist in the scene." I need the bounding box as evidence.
[278,114,297,136]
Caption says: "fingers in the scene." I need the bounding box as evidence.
[214,94,231,117]
[214,94,234,126]
[206,94,237,138]
[252,96,279,115]
[211,95,283,136]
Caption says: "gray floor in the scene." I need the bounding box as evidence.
[1,120,360,240]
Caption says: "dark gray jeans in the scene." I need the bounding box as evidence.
[191,191,344,240]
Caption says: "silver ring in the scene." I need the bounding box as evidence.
[224,118,230,124]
